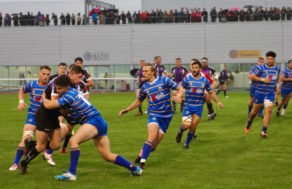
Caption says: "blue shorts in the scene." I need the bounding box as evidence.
[25,114,36,126]
[148,116,172,134]
[87,115,108,136]
[182,107,203,119]
[254,91,275,104]
[281,87,292,97]
[250,86,256,97]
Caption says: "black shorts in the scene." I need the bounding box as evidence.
[36,105,60,132]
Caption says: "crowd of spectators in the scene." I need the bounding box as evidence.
[0,6,292,27]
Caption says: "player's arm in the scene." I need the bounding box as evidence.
[119,99,142,116]
[18,87,27,111]
[280,74,292,82]
[249,74,270,84]
[86,79,94,87]
[209,90,223,108]
[43,98,60,109]
[172,85,184,103]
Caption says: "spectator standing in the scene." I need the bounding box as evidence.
[45,14,50,26]
[281,7,287,20]
[121,11,126,24]
[13,14,19,26]
[60,13,65,25]
[71,13,75,25]
[126,11,132,23]
[77,13,81,25]
[0,12,2,26]
[4,13,11,26]
[287,7,292,20]
[210,7,217,22]
[66,13,70,25]
[202,8,208,22]
[52,13,58,25]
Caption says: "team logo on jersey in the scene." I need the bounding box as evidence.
[197,88,203,94]
[192,88,197,93]
[151,92,164,101]
[35,96,41,103]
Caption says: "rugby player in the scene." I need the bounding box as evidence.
[119,63,182,169]
[245,51,280,137]
[43,75,142,181]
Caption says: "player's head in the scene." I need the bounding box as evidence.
[142,63,156,81]
[54,75,71,96]
[175,57,182,67]
[190,58,201,77]
[154,56,161,65]
[68,64,84,84]
[257,56,264,65]
[39,65,51,84]
[74,57,84,68]
[139,59,145,68]
[266,51,276,67]
[223,64,228,71]
[201,57,208,69]
[58,62,67,76]
[288,59,292,69]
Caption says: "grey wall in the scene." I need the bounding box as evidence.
[141,0,292,11]
[0,22,292,66]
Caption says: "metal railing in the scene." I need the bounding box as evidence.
[0,77,137,92]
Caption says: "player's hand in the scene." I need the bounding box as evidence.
[172,96,183,103]
[18,101,27,111]
[217,102,224,109]
[263,77,271,84]
[119,109,128,116]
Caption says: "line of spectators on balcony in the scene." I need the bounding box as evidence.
[0,6,292,27]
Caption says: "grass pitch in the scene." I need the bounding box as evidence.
[0,92,292,189]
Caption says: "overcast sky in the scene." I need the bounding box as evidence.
[0,0,141,15]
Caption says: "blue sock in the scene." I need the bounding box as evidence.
[283,104,288,109]
[185,131,194,146]
[13,147,24,164]
[248,105,253,116]
[115,155,137,172]
[246,120,253,128]
[68,148,80,175]
[262,126,267,133]
[46,148,53,155]
[141,141,152,161]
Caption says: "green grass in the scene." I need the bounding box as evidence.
[1,92,292,189]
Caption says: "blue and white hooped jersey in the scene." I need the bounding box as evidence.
[139,76,178,118]
[22,80,47,115]
[249,65,261,88]
[182,73,212,110]
[251,64,280,94]
[281,67,292,89]
[58,87,100,124]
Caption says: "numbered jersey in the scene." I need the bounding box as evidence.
[251,63,280,94]
[22,80,47,116]
[139,76,178,118]
[58,87,100,124]
[182,73,212,110]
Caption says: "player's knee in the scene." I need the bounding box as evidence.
[23,130,34,139]
[50,141,61,150]
[69,138,79,148]
[182,121,191,128]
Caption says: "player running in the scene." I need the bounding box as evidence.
[9,66,53,171]
[119,63,182,169]
[276,60,292,116]
[175,59,223,148]
[43,75,142,181]
[200,57,217,120]
[170,57,188,113]
[245,51,280,137]
[248,56,265,117]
